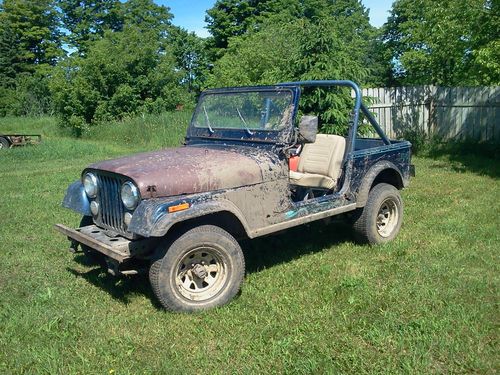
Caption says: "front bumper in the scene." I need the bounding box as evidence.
[54,224,152,263]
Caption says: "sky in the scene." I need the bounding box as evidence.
[156,0,394,38]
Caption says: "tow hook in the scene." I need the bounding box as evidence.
[68,239,81,254]
[106,258,120,276]
[106,258,144,276]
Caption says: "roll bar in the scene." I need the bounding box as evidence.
[278,80,391,152]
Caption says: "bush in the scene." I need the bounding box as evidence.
[401,126,429,155]
[0,73,53,117]
[50,26,192,135]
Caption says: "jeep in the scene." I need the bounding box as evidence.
[55,80,413,312]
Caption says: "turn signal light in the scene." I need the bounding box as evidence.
[168,202,190,213]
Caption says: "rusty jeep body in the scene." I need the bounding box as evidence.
[55,80,413,312]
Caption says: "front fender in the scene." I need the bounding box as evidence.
[128,195,251,238]
[62,180,91,216]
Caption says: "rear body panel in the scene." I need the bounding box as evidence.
[350,140,412,191]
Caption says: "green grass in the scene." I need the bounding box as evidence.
[0,116,498,373]
[84,112,190,149]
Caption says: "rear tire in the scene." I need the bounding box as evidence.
[0,137,10,150]
[149,225,245,312]
[353,183,403,244]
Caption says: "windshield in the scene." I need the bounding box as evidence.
[192,90,294,132]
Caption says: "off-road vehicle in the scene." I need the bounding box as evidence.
[56,80,413,312]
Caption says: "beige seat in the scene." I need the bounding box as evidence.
[289,134,346,190]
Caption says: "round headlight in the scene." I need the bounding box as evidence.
[121,181,140,210]
[90,200,99,216]
[83,173,98,198]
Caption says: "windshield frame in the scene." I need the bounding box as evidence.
[186,85,300,145]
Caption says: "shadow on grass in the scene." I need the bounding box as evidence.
[425,142,499,179]
[67,262,163,309]
[66,219,356,309]
[243,219,354,273]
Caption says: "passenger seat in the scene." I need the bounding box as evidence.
[289,134,346,190]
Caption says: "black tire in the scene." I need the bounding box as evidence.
[0,137,10,150]
[149,225,245,312]
[353,183,403,245]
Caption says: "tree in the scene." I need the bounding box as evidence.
[0,21,20,90]
[0,0,61,72]
[0,0,61,115]
[205,0,278,51]
[50,25,189,134]
[58,0,173,55]
[206,20,299,87]
[168,26,211,92]
[122,0,172,35]
[207,15,369,134]
[58,0,123,54]
[205,0,375,56]
[383,0,500,85]
[205,1,376,133]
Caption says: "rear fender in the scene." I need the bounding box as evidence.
[355,161,405,208]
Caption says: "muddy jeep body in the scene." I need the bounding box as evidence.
[56,80,413,311]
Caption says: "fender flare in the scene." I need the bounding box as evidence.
[355,161,404,208]
[129,197,252,238]
[62,180,91,216]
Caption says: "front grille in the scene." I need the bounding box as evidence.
[95,174,126,235]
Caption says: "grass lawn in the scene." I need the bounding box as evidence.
[0,116,498,373]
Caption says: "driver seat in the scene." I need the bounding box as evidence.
[289,134,346,190]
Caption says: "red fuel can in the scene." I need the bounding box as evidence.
[289,155,299,171]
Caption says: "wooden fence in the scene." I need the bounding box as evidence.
[362,86,500,143]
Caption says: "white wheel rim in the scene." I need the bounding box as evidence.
[174,246,228,302]
[376,198,399,237]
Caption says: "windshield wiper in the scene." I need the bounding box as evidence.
[236,108,254,136]
[203,105,215,134]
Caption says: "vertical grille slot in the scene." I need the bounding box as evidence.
[96,174,125,234]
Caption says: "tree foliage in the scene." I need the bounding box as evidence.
[0,0,498,128]
[58,0,173,55]
[0,0,62,115]
[48,0,200,134]
[168,26,211,92]
[0,0,61,70]
[383,0,500,85]
[205,0,286,52]
[50,25,189,135]
[206,1,373,133]
[58,0,122,54]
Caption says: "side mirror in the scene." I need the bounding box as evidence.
[298,115,318,143]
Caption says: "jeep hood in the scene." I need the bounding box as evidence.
[88,145,284,198]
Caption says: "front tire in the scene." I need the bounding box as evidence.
[353,183,403,244]
[149,225,245,312]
